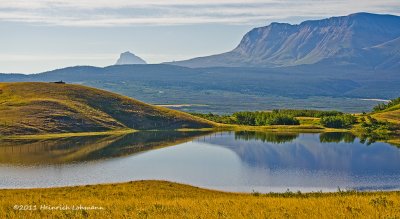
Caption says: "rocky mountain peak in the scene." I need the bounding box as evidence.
[115,51,147,65]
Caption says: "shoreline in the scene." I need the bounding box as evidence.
[1,180,399,194]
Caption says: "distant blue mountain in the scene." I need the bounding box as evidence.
[115,51,147,65]
[170,13,400,69]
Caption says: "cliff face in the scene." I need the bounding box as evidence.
[171,13,400,69]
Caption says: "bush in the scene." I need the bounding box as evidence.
[233,111,299,126]
[264,114,300,125]
[233,112,257,125]
[320,115,356,128]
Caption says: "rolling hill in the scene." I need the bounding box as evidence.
[0,82,214,135]
[171,13,400,69]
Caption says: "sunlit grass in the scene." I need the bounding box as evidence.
[373,109,400,125]
[0,181,399,218]
[387,139,400,147]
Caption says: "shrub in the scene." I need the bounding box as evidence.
[264,114,300,125]
[233,112,299,126]
[233,112,257,125]
[320,115,356,128]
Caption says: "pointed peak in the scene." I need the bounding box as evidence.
[115,51,147,65]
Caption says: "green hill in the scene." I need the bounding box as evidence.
[0,82,214,136]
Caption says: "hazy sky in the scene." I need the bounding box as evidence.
[1,0,399,73]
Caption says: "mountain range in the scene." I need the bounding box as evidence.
[171,13,400,69]
[0,12,398,113]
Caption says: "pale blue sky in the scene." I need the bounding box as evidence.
[0,0,399,73]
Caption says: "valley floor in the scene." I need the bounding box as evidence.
[1,181,399,218]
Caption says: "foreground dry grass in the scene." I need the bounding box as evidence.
[1,181,399,218]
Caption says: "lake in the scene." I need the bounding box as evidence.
[0,131,399,193]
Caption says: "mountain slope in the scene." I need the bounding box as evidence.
[0,82,213,135]
[171,13,400,69]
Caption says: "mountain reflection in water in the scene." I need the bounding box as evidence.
[0,131,399,192]
[197,132,400,175]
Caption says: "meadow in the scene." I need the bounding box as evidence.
[1,181,399,218]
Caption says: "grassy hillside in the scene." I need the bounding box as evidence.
[373,104,400,125]
[1,181,399,218]
[0,82,213,135]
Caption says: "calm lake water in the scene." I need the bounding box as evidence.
[0,131,399,192]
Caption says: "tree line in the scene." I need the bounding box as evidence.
[191,98,400,130]
[192,109,356,128]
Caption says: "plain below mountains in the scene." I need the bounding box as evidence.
[171,12,400,69]
[0,63,398,113]
[0,82,213,136]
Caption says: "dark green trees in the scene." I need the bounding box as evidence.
[192,111,300,126]
[320,115,357,128]
[192,109,359,128]
[233,112,300,126]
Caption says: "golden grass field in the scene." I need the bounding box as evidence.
[1,181,399,219]
[373,105,400,125]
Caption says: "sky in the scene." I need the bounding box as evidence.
[0,0,399,73]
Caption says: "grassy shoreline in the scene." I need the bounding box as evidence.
[1,180,399,218]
